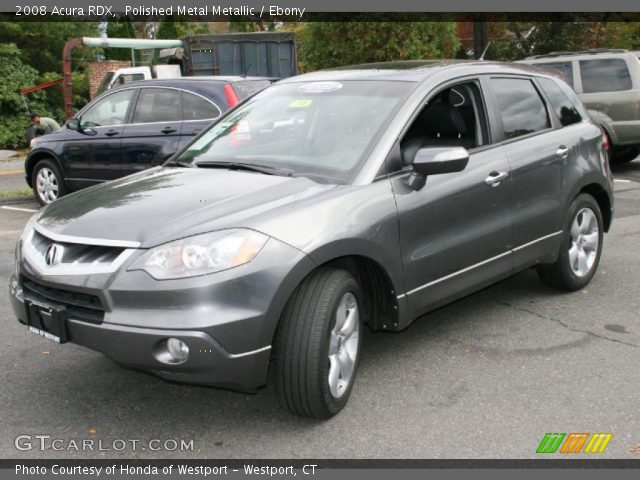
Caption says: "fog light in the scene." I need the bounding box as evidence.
[156,338,189,364]
[167,338,189,362]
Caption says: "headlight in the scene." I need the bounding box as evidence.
[129,229,269,280]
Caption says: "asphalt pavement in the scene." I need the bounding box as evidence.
[0,160,639,460]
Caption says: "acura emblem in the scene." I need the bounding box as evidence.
[45,244,64,267]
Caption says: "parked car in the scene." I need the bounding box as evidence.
[521,49,640,163]
[10,62,613,418]
[26,77,272,205]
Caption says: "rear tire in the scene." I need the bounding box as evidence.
[31,159,66,206]
[273,267,363,419]
[537,194,603,291]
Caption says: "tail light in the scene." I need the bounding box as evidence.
[229,119,251,147]
[224,84,240,108]
[600,130,613,177]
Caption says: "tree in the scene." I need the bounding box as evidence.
[484,21,640,61]
[105,16,138,62]
[0,43,50,148]
[0,22,97,74]
[300,22,460,71]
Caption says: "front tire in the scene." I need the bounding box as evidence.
[537,194,603,291]
[273,267,363,419]
[31,159,66,206]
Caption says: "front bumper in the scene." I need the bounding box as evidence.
[9,238,313,392]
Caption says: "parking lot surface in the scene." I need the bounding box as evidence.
[0,161,639,459]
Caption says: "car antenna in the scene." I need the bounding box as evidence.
[479,41,492,61]
[241,63,252,78]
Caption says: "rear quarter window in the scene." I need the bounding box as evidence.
[538,77,582,127]
[232,80,272,100]
[181,91,221,121]
[579,58,632,93]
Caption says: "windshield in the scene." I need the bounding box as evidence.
[95,71,115,97]
[175,80,413,183]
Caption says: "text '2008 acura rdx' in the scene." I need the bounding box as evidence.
[9,62,613,418]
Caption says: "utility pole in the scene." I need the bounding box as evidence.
[473,21,487,60]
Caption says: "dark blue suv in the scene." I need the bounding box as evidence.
[26,77,272,205]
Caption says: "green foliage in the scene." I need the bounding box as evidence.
[485,22,640,61]
[0,43,49,149]
[156,19,180,39]
[39,71,89,121]
[229,17,278,32]
[0,21,97,74]
[300,22,460,71]
[106,16,139,62]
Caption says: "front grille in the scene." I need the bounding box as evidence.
[22,277,105,324]
[31,230,124,266]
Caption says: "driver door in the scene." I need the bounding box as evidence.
[389,80,513,318]
[62,88,137,186]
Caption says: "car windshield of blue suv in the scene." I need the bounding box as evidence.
[174,80,413,183]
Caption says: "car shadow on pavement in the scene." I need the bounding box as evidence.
[610,158,640,175]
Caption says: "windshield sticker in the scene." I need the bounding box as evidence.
[289,99,313,108]
[297,82,343,94]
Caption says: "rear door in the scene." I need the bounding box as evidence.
[486,76,568,263]
[120,87,183,176]
[62,88,136,184]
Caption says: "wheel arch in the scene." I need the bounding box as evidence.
[25,150,62,188]
[579,182,613,232]
[265,242,404,352]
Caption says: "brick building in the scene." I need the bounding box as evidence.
[87,60,132,98]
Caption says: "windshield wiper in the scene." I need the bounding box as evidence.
[195,161,294,177]
[164,160,195,168]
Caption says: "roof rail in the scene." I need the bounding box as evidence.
[525,48,628,60]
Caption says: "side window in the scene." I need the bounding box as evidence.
[397,81,489,169]
[538,78,582,127]
[181,91,221,121]
[537,62,574,87]
[132,88,182,124]
[80,89,135,127]
[579,59,632,93]
[490,78,550,140]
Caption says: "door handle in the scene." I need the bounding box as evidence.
[104,129,119,137]
[192,129,201,135]
[556,145,572,158]
[485,171,509,187]
[161,127,178,134]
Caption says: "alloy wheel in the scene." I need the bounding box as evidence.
[568,207,599,277]
[36,167,59,204]
[328,292,360,399]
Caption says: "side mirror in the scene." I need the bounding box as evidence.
[67,118,80,131]
[406,146,469,190]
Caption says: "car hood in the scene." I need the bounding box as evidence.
[36,167,337,247]
[30,127,67,147]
